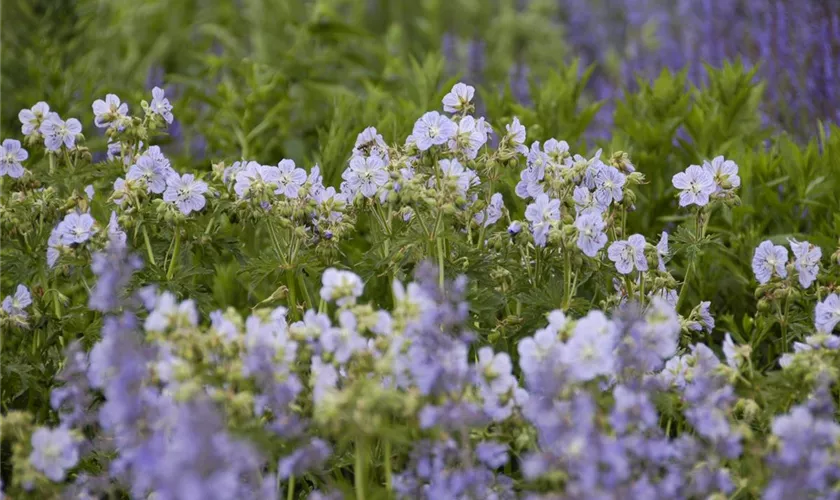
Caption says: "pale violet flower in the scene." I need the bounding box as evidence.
[144,145,172,175]
[342,155,388,198]
[505,117,528,155]
[0,139,28,178]
[703,156,740,194]
[91,94,128,129]
[573,186,606,215]
[574,211,607,257]
[320,268,364,307]
[752,240,788,284]
[438,158,478,195]
[19,102,55,136]
[352,126,388,161]
[275,159,307,198]
[515,164,545,200]
[412,111,456,151]
[608,234,648,274]
[448,115,486,159]
[672,165,715,207]
[544,138,570,166]
[127,154,168,194]
[815,294,840,334]
[2,284,32,317]
[789,238,821,289]
[525,194,560,247]
[57,212,97,245]
[84,184,94,200]
[234,163,280,199]
[656,231,669,272]
[507,221,522,236]
[47,227,65,268]
[722,333,739,369]
[594,165,626,206]
[163,173,208,215]
[474,193,504,228]
[40,115,83,151]
[150,86,173,124]
[442,82,475,113]
[107,211,127,247]
[29,427,79,482]
[649,288,678,306]
[145,292,199,331]
[688,301,715,333]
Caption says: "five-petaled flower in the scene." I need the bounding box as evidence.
[40,115,83,151]
[164,172,208,215]
[92,94,129,129]
[442,82,475,113]
[412,111,457,151]
[752,240,788,284]
[150,86,174,124]
[608,234,648,274]
[0,139,28,178]
[672,165,716,207]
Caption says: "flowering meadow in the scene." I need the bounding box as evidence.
[3,2,840,499]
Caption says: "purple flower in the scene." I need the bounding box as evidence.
[656,231,669,272]
[504,117,528,155]
[164,172,208,215]
[672,165,715,207]
[574,211,608,257]
[525,194,560,247]
[128,155,168,194]
[815,294,840,334]
[442,82,475,113]
[2,284,32,318]
[474,193,504,227]
[84,184,94,200]
[608,234,648,274]
[92,94,129,129]
[29,426,79,481]
[57,212,97,245]
[789,238,821,288]
[515,164,545,200]
[311,356,338,403]
[19,101,55,136]
[572,186,606,214]
[722,333,739,369]
[320,310,367,364]
[234,163,280,199]
[475,441,508,469]
[352,126,389,161]
[107,211,126,248]
[274,159,307,198]
[438,158,478,195]
[752,240,788,284]
[688,301,715,333]
[150,86,174,124]
[277,439,331,479]
[89,242,142,312]
[341,155,388,198]
[320,268,363,306]
[594,165,626,206]
[448,116,486,159]
[0,139,27,178]
[610,385,657,433]
[702,156,740,194]
[412,111,457,151]
[507,221,522,235]
[40,115,83,151]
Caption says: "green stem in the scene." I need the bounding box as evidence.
[286,269,298,320]
[355,439,366,500]
[166,229,181,280]
[49,154,56,174]
[436,237,445,290]
[563,247,572,309]
[384,440,393,495]
[286,475,295,500]
[676,261,693,312]
[142,226,156,266]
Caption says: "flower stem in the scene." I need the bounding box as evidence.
[286,475,295,500]
[286,269,298,320]
[142,226,156,266]
[563,247,572,309]
[676,261,693,312]
[355,439,366,500]
[383,440,393,495]
[166,228,180,280]
[436,237,445,290]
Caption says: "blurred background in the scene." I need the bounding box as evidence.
[2,0,838,179]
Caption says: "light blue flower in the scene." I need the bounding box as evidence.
[0,139,27,178]
[608,234,648,274]
[752,240,788,284]
[525,194,560,247]
[163,172,208,215]
[672,165,715,207]
[320,268,364,306]
[574,211,607,257]
[412,111,457,151]
[274,159,307,198]
[40,115,82,151]
[29,426,79,482]
[789,238,821,288]
[91,94,128,129]
[150,86,173,124]
[442,82,475,113]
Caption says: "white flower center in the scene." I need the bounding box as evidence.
[428,126,439,138]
